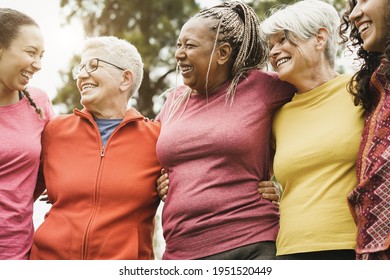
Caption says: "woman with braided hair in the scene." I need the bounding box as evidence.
[341,0,390,260]
[156,1,295,259]
[0,8,54,259]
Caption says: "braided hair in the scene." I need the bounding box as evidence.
[197,1,266,103]
[23,89,44,118]
[0,8,43,117]
[340,0,390,112]
[166,1,265,120]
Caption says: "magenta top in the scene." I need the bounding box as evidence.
[0,87,54,259]
[157,70,295,259]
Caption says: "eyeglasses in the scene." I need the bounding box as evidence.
[72,58,126,80]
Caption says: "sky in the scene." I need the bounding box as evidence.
[1,0,222,102]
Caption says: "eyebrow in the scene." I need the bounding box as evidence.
[25,46,45,53]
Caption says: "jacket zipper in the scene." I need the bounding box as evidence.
[80,117,136,259]
[80,117,105,259]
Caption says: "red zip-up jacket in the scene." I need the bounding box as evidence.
[30,108,161,259]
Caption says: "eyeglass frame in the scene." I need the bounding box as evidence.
[72,58,126,80]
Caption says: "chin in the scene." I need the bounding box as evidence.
[276,71,289,82]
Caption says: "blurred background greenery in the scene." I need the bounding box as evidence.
[55,0,349,118]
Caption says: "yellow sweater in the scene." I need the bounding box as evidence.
[273,74,364,256]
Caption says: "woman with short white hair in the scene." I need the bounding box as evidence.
[258,0,364,260]
[30,36,162,260]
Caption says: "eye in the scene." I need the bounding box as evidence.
[185,43,195,49]
[87,60,98,70]
[176,42,182,49]
[26,50,36,57]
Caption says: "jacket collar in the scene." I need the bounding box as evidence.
[74,107,145,123]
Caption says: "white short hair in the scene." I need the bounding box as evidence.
[261,0,340,68]
[82,36,144,96]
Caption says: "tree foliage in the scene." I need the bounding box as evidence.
[56,0,199,117]
[54,0,348,117]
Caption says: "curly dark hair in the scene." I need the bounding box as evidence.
[340,0,390,112]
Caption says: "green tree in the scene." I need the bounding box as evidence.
[55,0,199,118]
[54,0,348,117]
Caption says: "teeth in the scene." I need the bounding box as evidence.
[276,58,290,68]
[22,72,33,79]
[180,66,192,73]
[82,84,97,90]
[359,22,370,34]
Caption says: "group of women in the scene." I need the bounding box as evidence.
[1,0,388,260]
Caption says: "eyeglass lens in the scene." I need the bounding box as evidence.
[72,58,99,80]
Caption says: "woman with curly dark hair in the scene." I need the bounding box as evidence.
[340,0,390,260]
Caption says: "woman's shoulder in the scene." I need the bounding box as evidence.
[246,68,279,81]
[25,86,51,108]
[163,85,188,99]
[25,86,50,100]
[245,69,295,92]
[25,86,55,120]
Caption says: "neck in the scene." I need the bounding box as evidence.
[92,109,126,119]
[294,67,339,94]
[193,79,229,96]
[0,88,20,106]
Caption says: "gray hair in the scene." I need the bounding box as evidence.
[82,36,144,96]
[261,0,340,68]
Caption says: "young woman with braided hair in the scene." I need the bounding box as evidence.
[155,1,295,259]
[0,8,54,259]
[340,0,390,260]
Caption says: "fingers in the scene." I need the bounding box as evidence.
[157,172,168,186]
[262,193,280,202]
[258,180,280,205]
[258,180,274,190]
[157,169,169,202]
[272,201,280,207]
[257,180,277,195]
[158,185,169,202]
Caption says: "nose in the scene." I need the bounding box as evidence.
[269,46,281,59]
[74,66,90,80]
[32,58,42,71]
[175,46,185,61]
[349,3,363,22]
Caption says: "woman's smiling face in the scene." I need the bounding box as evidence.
[0,24,44,93]
[349,0,388,53]
[268,31,318,86]
[175,17,228,94]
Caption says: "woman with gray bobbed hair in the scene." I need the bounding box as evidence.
[30,36,162,259]
[261,0,340,69]
[257,0,364,259]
